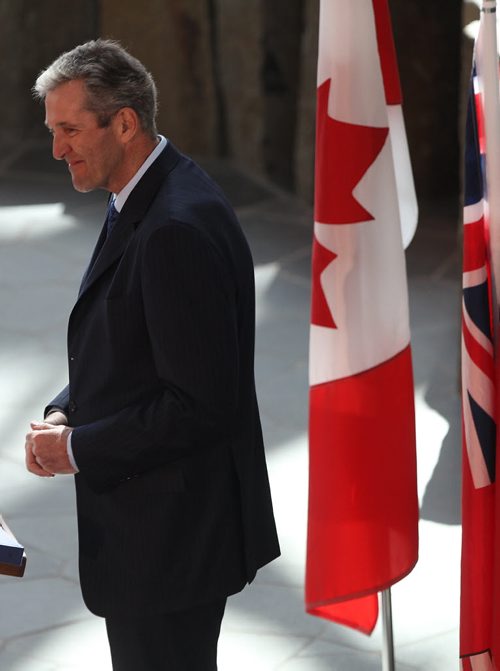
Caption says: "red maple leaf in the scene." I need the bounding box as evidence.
[311,237,337,328]
[314,78,389,225]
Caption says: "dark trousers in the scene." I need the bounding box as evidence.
[105,598,227,671]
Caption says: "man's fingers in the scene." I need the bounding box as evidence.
[25,435,54,477]
[24,423,73,476]
[30,421,52,430]
[25,447,54,477]
[27,461,54,477]
[30,429,55,453]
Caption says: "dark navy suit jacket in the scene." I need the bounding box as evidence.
[47,142,280,617]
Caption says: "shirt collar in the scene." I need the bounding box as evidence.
[113,135,168,212]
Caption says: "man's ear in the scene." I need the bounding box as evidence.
[113,107,139,143]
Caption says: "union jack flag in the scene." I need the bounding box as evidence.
[462,70,496,490]
[460,66,497,671]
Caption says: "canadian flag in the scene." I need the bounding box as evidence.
[305,0,419,634]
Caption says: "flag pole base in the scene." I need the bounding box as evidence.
[381,589,396,671]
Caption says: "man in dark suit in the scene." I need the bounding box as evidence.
[25,39,279,670]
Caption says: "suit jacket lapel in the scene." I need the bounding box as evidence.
[76,141,182,301]
[78,219,108,298]
[78,213,136,297]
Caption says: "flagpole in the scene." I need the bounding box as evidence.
[381,589,395,671]
[480,0,500,321]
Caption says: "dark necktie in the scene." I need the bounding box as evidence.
[78,199,120,297]
[106,200,119,236]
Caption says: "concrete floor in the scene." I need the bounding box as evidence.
[0,140,462,670]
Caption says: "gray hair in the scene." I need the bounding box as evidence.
[33,39,158,137]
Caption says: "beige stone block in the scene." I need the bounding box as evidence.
[294,0,318,203]
[215,0,265,173]
[101,0,217,154]
[0,1,97,154]
[261,0,303,190]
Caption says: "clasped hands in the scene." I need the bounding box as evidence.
[25,411,77,477]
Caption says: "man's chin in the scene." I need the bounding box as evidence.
[71,177,94,194]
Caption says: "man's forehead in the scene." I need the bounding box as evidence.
[44,81,92,124]
[45,80,88,109]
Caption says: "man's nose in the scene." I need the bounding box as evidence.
[52,134,68,160]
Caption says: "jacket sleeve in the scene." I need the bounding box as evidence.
[44,385,70,419]
[71,222,241,492]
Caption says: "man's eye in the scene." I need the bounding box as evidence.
[65,128,78,136]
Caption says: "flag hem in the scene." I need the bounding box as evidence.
[460,648,492,660]
[306,605,376,636]
[305,555,418,635]
[309,342,412,389]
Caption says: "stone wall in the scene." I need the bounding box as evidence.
[390,0,463,202]
[101,0,218,156]
[211,0,264,172]
[260,0,304,190]
[294,0,319,202]
[101,0,305,187]
[0,0,464,202]
[100,0,463,201]
[0,0,98,155]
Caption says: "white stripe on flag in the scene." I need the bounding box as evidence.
[464,200,485,225]
[462,338,494,489]
[463,296,494,355]
[463,266,488,290]
[462,331,495,416]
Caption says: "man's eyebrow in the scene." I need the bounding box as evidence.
[44,121,81,129]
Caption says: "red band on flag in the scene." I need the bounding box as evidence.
[463,218,487,273]
[306,346,418,634]
[460,453,495,656]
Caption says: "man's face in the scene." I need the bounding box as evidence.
[44,79,125,193]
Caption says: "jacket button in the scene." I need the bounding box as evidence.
[68,400,77,413]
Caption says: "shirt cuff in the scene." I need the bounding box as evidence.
[45,407,68,422]
[66,432,79,472]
